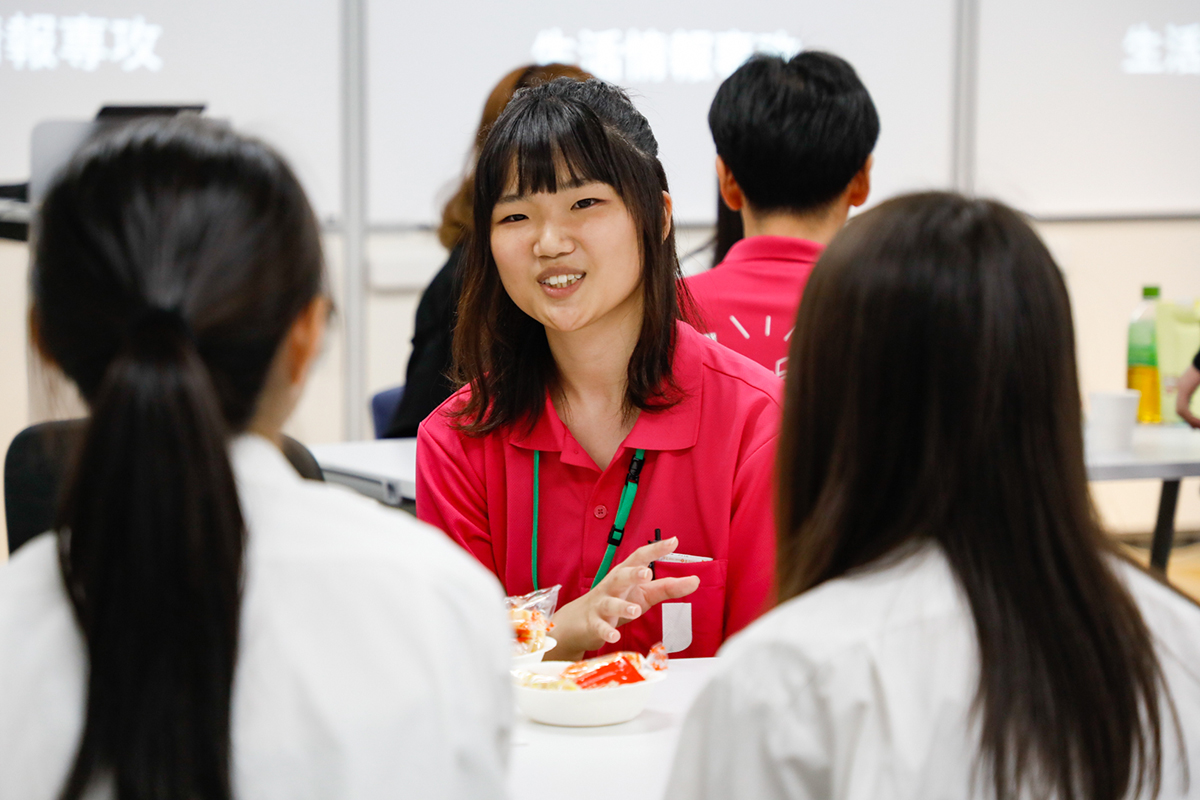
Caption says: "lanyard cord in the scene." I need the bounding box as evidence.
[532,451,541,591]
[531,448,647,592]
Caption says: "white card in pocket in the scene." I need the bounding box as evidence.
[662,602,693,653]
[657,553,713,564]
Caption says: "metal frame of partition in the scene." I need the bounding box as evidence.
[342,0,368,440]
[951,0,979,194]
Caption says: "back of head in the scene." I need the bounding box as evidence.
[454,77,684,434]
[438,63,592,248]
[776,191,1171,800]
[33,114,324,800]
[709,51,879,215]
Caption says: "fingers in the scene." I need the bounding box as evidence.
[614,536,681,571]
[601,562,655,598]
[640,576,701,607]
[596,595,643,622]
[591,615,621,645]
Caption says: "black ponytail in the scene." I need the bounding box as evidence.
[32,116,324,800]
[58,308,243,800]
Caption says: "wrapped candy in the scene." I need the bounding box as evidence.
[515,643,669,690]
[506,586,559,656]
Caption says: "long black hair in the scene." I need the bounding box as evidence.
[32,115,324,800]
[777,192,1177,800]
[453,78,693,434]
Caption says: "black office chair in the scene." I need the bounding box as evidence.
[4,419,323,556]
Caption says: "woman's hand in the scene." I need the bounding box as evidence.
[545,537,701,661]
[1177,365,1200,429]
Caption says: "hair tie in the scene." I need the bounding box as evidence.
[127,305,194,347]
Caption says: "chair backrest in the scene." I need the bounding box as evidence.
[370,385,406,439]
[4,420,323,556]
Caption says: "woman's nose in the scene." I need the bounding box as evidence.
[533,221,574,259]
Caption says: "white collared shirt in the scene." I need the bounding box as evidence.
[0,434,512,800]
[666,541,1200,800]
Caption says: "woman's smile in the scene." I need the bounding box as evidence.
[537,268,586,296]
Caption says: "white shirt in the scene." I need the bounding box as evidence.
[0,434,513,800]
[666,541,1200,800]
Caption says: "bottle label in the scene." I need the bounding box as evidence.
[1128,320,1157,366]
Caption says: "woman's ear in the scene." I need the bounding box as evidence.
[285,296,331,387]
[715,156,745,211]
[847,154,873,208]
[661,191,674,242]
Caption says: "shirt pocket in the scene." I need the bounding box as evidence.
[654,558,728,658]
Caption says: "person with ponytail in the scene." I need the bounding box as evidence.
[666,192,1200,799]
[0,115,511,800]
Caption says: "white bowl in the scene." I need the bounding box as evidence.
[512,636,557,668]
[513,659,666,727]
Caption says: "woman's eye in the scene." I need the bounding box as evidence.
[497,213,526,224]
[573,198,601,210]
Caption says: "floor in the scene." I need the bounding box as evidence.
[1124,538,1200,602]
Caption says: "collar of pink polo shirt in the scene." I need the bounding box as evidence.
[509,320,707,466]
[721,235,825,268]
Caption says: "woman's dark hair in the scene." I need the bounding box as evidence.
[453,78,690,433]
[709,51,879,215]
[437,63,593,249]
[32,115,324,800]
[777,192,1176,800]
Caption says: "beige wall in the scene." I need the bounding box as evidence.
[0,241,30,558]
[2,218,1198,562]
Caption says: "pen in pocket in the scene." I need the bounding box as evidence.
[649,528,661,578]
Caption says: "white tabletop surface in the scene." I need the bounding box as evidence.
[1085,424,1200,481]
[309,439,418,503]
[508,657,718,800]
[309,426,1200,506]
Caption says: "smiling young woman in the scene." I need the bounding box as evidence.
[416,79,784,661]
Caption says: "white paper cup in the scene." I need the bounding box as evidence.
[1087,390,1140,454]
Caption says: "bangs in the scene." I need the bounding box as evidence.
[482,92,628,202]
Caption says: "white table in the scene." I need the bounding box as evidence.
[1087,425,1200,570]
[311,426,1200,569]
[508,657,717,800]
[309,439,418,505]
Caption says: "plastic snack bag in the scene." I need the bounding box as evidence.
[516,643,669,690]
[506,585,560,655]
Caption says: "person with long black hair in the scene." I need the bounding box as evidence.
[0,116,512,800]
[417,79,781,661]
[666,192,1200,799]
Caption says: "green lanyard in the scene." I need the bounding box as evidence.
[532,448,646,591]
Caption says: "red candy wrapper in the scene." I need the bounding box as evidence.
[561,653,647,689]
[515,643,670,691]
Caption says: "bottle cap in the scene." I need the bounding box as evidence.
[1143,285,1160,299]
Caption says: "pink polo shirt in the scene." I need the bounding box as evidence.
[417,322,781,658]
[684,235,824,377]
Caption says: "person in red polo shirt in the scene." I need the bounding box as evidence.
[686,52,879,377]
[418,79,780,661]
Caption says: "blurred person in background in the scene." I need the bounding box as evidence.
[0,116,511,800]
[1178,349,1200,428]
[667,192,1200,800]
[685,52,877,377]
[418,79,781,662]
[383,63,591,438]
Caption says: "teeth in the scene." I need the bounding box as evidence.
[542,274,583,288]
